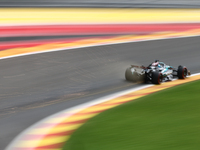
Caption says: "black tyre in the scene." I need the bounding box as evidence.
[143,74,149,83]
[177,65,187,79]
[152,71,163,84]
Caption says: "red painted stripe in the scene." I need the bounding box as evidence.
[44,130,75,137]
[14,142,65,150]
[1,23,200,37]
[22,130,76,140]
[0,37,99,51]
[34,142,65,149]
[56,119,89,125]
[37,118,89,128]
[0,35,117,51]
[0,42,41,51]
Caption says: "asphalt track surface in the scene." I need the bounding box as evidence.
[1,36,200,149]
[1,0,200,8]
[0,34,123,42]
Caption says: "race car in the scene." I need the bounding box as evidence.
[125,60,191,84]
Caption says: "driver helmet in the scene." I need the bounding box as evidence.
[152,60,162,68]
[152,60,159,66]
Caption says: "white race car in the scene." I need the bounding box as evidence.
[125,60,190,84]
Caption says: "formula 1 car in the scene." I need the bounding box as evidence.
[125,60,191,84]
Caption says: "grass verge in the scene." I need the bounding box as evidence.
[63,80,200,150]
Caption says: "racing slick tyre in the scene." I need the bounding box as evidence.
[144,74,148,83]
[125,67,137,82]
[152,71,163,84]
[177,65,188,79]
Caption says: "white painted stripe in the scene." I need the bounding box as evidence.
[190,72,200,76]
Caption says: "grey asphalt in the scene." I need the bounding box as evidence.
[1,0,200,8]
[0,34,124,42]
[1,36,200,149]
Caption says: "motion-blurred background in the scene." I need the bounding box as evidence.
[1,1,200,150]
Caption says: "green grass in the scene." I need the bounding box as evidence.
[63,80,200,150]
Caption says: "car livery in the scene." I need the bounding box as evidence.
[125,61,190,84]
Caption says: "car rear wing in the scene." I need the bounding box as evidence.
[131,65,147,69]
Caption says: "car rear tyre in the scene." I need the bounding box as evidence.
[177,65,187,79]
[152,71,162,84]
[143,74,149,83]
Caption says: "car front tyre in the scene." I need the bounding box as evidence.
[177,65,187,79]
